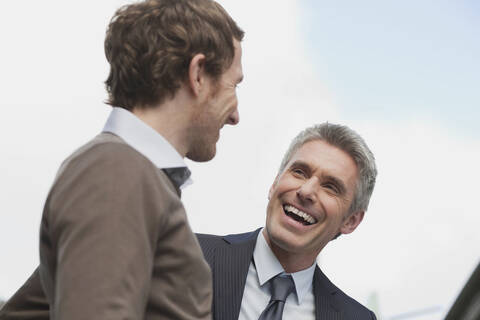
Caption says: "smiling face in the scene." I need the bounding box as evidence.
[264,139,365,272]
[186,40,243,162]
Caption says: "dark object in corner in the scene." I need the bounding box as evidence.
[444,262,480,320]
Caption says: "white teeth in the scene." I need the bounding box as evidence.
[284,205,316,224]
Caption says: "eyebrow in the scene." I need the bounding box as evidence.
[323,174,347,195]
[289,160,347,195]
[289,160,311,174]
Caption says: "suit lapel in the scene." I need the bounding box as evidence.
[214,229,260,320]
[313,266,344,320]
[210,229,344,320]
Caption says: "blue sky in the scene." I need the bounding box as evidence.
[299,0,479,137]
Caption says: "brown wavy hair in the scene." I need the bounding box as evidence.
[104,0,244,110]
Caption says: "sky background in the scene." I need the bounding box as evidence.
[0,1,479,319]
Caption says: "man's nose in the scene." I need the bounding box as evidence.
[296,177,318,203]
[226,108,239,125]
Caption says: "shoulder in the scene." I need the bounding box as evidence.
[46,135,178,221]
[64,135,154,173]
[314,267,376,319]
[196,229,261,248]
[195,233,225,251]
[44,135,179,241]
[55,134,172,191]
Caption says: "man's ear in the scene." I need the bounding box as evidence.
[339,210,365,235]
[188,53,206,97]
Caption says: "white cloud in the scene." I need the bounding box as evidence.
[0,0,114,298]
[184,0,339,235]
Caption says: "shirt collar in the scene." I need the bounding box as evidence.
[253,229,316,305]
[102,107,192,188]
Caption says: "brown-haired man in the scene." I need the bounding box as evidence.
[0,0,243,319]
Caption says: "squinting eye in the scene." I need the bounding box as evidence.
[324,184,339,193]
[292,168,305,176]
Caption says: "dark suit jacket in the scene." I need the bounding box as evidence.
[197,229,377,320]
[0,229,376,320]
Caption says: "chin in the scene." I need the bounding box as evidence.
[266,223,305,253]
[186,144,216,162]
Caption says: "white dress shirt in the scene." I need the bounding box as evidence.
[102,107,192,188]
[238,230,316,320]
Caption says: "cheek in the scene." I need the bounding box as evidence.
[222,89,237,107]
[317,194,345,221]
[327,201,347,224]
[277,176,301,195]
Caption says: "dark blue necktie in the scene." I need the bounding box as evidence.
[258,275,295,320]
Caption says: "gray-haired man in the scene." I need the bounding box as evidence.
[200,122,378,319]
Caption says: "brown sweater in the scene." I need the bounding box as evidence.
[6,133,212,320]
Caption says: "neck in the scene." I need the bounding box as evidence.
[262,229,318,273]
[132,90,193,158]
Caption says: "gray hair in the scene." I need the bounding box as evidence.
[278,123,377,214]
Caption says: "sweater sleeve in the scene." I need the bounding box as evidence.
[39,143,169,320]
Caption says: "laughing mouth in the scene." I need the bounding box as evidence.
[283,204,317,226]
